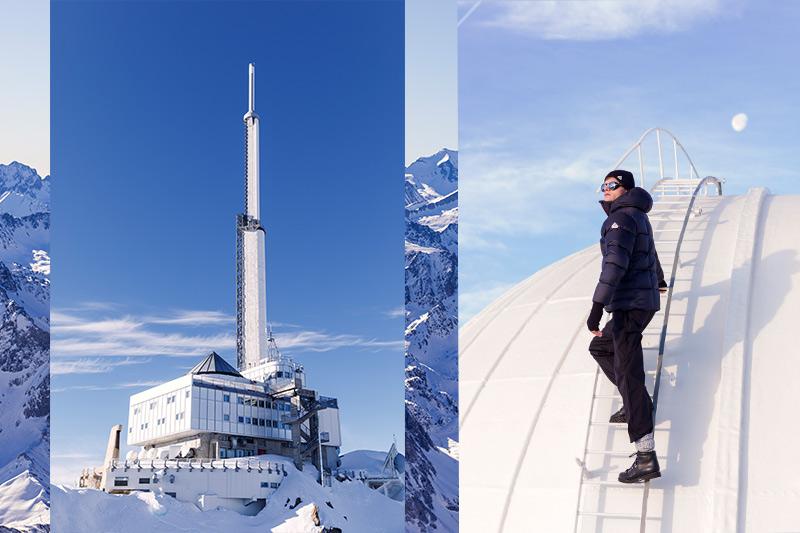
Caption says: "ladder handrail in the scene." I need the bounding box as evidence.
[638,175,723,533]
[574,175,723,533]
[610,128,703,187]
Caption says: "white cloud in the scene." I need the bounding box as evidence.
[276,330,403,353]
[52,380,164,393]
[474,0,726,40]
[383,306,406,319]
[145,310,234,326]
[50,357,151,375]
[51,306,401,360]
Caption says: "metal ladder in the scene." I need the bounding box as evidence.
[573,173,723,532]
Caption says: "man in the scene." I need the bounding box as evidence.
[587,169,662,483]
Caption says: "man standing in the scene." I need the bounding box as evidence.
[586,170,662,483]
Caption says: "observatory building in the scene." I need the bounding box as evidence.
[460,129,800,532]
[79,64,342,514]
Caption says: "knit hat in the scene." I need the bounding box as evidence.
[605,169,635,190]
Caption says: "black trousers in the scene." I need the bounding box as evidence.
[588,308,657,443]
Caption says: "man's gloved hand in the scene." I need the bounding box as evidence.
[587,301,604,333]
[658,279,668,293]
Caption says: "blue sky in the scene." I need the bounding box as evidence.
[51,1,403,485]
[406,0,458,164]
[0,0,48,175]
[458,0,800,321]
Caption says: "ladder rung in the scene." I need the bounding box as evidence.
[581,479,643,488]
[584,450,667,458]
[577,511,647,519]
[590,422,671,429]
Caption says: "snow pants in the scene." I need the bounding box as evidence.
[588,308,657,443]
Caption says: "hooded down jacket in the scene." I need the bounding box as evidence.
[592,187,661,312]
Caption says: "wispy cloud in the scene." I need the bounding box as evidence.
[383,306,406,319]
[52,305,401,361]
[52,380,164,393]
[470,0,728,40]
[145,310,234,326]
[277,330,403,352]
[51,357,152,375]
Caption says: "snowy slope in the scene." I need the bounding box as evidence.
[405,149,459,532]
[53,456,403,532]
[0,162,50,532]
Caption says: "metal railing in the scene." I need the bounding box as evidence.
[574,128,724,532]
[609,127,703,189]
[109,457,289,475]
[636,175,722,532]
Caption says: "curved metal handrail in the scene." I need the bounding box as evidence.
[609,127,703,189]
[638,175,723,532]
[574,175,723,533]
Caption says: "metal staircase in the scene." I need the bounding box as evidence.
[573,129,724,532]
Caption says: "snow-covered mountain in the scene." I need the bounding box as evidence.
[0,162,50,532]
[405,149,459,532]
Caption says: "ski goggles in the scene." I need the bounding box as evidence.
[600,181,623,192]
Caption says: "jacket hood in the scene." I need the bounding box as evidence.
[599,186,653,215]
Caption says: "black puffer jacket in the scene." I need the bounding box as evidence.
[592,187,660,312]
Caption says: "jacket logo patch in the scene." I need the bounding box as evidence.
[611,222,619,229]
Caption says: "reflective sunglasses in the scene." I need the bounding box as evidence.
[600,181,622,192]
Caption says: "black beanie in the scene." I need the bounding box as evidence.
[605,169,635,190]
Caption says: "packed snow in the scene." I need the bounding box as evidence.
[53,456,403,532]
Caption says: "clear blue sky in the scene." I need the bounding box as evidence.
[458,1,800,321]
[0,0,48,175]
[51,0,403,485]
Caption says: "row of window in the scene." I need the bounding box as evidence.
[219,394,291,412]
[223,415,290,429]
[133,389,190,415]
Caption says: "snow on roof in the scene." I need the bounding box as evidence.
[52,455,403,532]
[459,189,800,532]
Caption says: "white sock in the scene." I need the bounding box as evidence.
[635,431,655,453]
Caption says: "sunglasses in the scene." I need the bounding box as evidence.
[600,181,623,192]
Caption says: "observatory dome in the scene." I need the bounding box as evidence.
[460,187,800,532]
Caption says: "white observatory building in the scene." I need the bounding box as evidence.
[460,129,800,532]
[80,64,342,514]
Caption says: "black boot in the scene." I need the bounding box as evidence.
[618,451,661,483]
[608,406,626,423]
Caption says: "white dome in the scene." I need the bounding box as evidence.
[460,188,800,532]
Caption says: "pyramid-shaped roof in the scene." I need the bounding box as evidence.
[189,351,242,377]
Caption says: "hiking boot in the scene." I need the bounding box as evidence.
[618,451,661,483]
[608,406,626,423]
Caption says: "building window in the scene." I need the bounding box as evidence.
[176,412,184,420]
[259,418,265,426]
[238,416,244,423]
[223,394,230,402]
[245,417,251,424]
[223,414,230,421]
[237,397,244,405]
[139,478,150,484]
[270,482,279,488]
[150,402,155,410]
[114,477,128,487]
[185,390,190,398]
[134,407,139,415]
